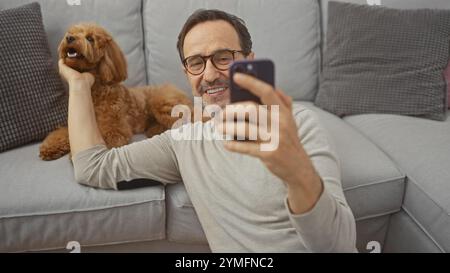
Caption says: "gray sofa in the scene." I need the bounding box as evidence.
[0,0,449,253]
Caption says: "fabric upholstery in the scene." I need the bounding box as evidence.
[143,0,321,101]
[315,1,450,121]
[0,3,67,152]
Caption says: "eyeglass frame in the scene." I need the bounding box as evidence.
[182,48,245,76]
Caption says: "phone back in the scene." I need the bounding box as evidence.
[229,59,275,103]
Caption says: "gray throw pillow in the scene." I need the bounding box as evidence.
[314,1,450,121]
[0,2,67,152]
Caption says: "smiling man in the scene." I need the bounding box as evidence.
[179,18,254,108]
[62,9,357,252]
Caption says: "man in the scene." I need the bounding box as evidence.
[61,9,356,252]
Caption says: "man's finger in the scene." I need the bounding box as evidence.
[58,58,74,79]
[218,121,271,141]
[221,102,267,125]
[223,141,261,158]
[233,73,282,106]
[276,89,293,110]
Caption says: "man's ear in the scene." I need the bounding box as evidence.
[247,52,255,60]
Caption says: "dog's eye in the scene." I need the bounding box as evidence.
[86,36,94,43]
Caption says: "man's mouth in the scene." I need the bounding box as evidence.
[66,48,84,59]
[205,86,227,96]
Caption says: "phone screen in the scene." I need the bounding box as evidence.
[229,59,275,104]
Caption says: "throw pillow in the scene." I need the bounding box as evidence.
[315,1,450,121]
[0,2,67,152]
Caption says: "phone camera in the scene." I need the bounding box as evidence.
[235,65,245,73]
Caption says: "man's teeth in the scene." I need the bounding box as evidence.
[67,52,78,58]
[206,87,226,94]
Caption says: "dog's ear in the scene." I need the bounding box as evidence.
[98,38,128,84]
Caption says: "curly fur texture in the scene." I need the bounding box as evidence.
[39,23,192,160]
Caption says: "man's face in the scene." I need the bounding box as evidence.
[183,20,254,108]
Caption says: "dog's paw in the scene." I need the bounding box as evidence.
[39,145,69,161]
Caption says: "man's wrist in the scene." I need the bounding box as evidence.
[286,171,324,214]
[69,80,92,93]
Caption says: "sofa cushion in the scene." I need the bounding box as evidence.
[0,0,146,87]
[320,0,450,37]
[315,1,450,121]
[0,142,166,252]
[143,0,321,101]
[299,102,405,220]
[0,3,68,153]
[345,112,450,252]
[165,183,208,244]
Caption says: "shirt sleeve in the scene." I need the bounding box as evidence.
[286,106,357,253]
[72,131,182,190]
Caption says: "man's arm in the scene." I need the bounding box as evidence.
[59,60,181,189]
[219,73,356,252]
[59,59,105,156]
[286,107,356,252]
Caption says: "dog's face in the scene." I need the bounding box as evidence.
[58,23,127,84]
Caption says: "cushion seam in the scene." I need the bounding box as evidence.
[355,209,401,222]
[343,176,405,191]
[401,206,445,252]
[0,199,165,219]
[11,234,167,253]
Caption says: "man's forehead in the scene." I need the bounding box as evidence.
[183,20,241,57]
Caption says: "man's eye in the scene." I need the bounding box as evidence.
[189,60,203,67]
[86,36,94,43]
[215,54,233,64]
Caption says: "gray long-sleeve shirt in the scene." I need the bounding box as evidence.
[72,104,357,252]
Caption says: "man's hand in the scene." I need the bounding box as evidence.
[58,59,95,90]
[217,73,323,214]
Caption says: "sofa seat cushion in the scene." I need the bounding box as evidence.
[0,140,166,252]
[299,102,405,220]
[165,183,208,245]
[345,112,450,252]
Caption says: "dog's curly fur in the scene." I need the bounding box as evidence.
[39,23,192,160]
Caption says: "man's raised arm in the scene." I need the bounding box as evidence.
[59,60,181,190]
[59,59,105,156]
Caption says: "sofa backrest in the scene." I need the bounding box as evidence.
[1,0,322,101]
[143,0,322,101]
[320,0,450,38]
[0,0,147,87]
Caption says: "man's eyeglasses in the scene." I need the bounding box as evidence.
[182,49,244,75]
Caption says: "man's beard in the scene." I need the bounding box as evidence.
[198,78,229,108]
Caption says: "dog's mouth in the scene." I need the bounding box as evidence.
[66,48,84,59]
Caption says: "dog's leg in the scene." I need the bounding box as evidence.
[96,111,133,149]
[145,123,167,138]
[147,84,193,136]
[39,126,70,160]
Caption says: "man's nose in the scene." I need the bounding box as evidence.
[66,36,75,44]
[203,59,220,83]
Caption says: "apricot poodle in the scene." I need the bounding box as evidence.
[39,23,192,160]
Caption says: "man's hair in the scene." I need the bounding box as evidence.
[176,9,252,62]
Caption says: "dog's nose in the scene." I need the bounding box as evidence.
[66,36,75,44]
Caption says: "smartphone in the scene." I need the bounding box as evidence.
[229,59,275,104]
